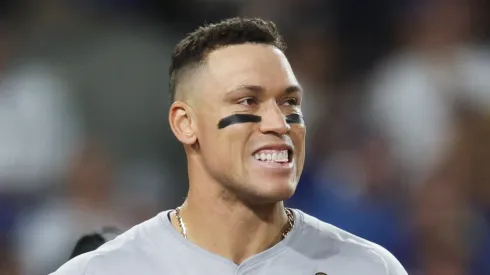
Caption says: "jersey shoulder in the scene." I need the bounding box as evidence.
[49,211,170,275]
[295,209,408,275]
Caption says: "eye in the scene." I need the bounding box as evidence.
[282,98,300,106]
[238,97,258,106]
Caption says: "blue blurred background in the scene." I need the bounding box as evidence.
[1,0,490,274]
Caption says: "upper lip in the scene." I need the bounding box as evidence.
[252,143,294,155]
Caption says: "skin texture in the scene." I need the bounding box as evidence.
[168,43,306,264]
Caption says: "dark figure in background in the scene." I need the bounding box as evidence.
[69,227,121,260]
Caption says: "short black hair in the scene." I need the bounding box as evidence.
[69,233,106,259]
[168,17,287,102]
[69,227,121,259]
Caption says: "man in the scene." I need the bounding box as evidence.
[51,17,407,274]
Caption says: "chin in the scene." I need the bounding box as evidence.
[241,180,297,205]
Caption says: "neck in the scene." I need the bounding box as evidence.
[171,173,290,264]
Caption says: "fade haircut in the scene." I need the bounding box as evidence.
[168,17,287,102]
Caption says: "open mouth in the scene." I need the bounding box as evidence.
[252,149,293,164]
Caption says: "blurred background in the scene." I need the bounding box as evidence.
[0,0,490,274]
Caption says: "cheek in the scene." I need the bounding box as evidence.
[291,126,306,156]
[198,120,253,160]
[221,126,254,158]
[195,120,220,155]
[291,124,306,141]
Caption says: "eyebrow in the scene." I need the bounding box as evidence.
[225,84,303,97]
[284,85,302,95]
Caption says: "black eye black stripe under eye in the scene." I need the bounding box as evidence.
[285,113,304,124]
[217,114,261,129]
[217,113,304,129]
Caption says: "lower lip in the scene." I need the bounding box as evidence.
[251,157,294,171]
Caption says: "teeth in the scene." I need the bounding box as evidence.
[253,150,289,163]
[260,152,266,160]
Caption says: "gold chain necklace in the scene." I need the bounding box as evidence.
[174,207,295,240]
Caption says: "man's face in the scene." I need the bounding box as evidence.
[192,44,306,204]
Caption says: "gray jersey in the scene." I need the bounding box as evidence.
[50,209,408,275]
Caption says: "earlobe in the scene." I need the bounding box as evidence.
[169,101,197,145]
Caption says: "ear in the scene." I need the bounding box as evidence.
[169,101,197,145]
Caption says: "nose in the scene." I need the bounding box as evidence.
[258,102,290,136]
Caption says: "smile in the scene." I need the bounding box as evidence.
[253,150,289,163]
[251,144,295,171]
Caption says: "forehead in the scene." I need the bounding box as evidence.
[201,44,299,98]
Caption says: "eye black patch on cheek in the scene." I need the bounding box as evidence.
[217,114,262,129]
[285,113,304,125]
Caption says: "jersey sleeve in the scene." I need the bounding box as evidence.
[373,243,408,275]
[49,253,95,275]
